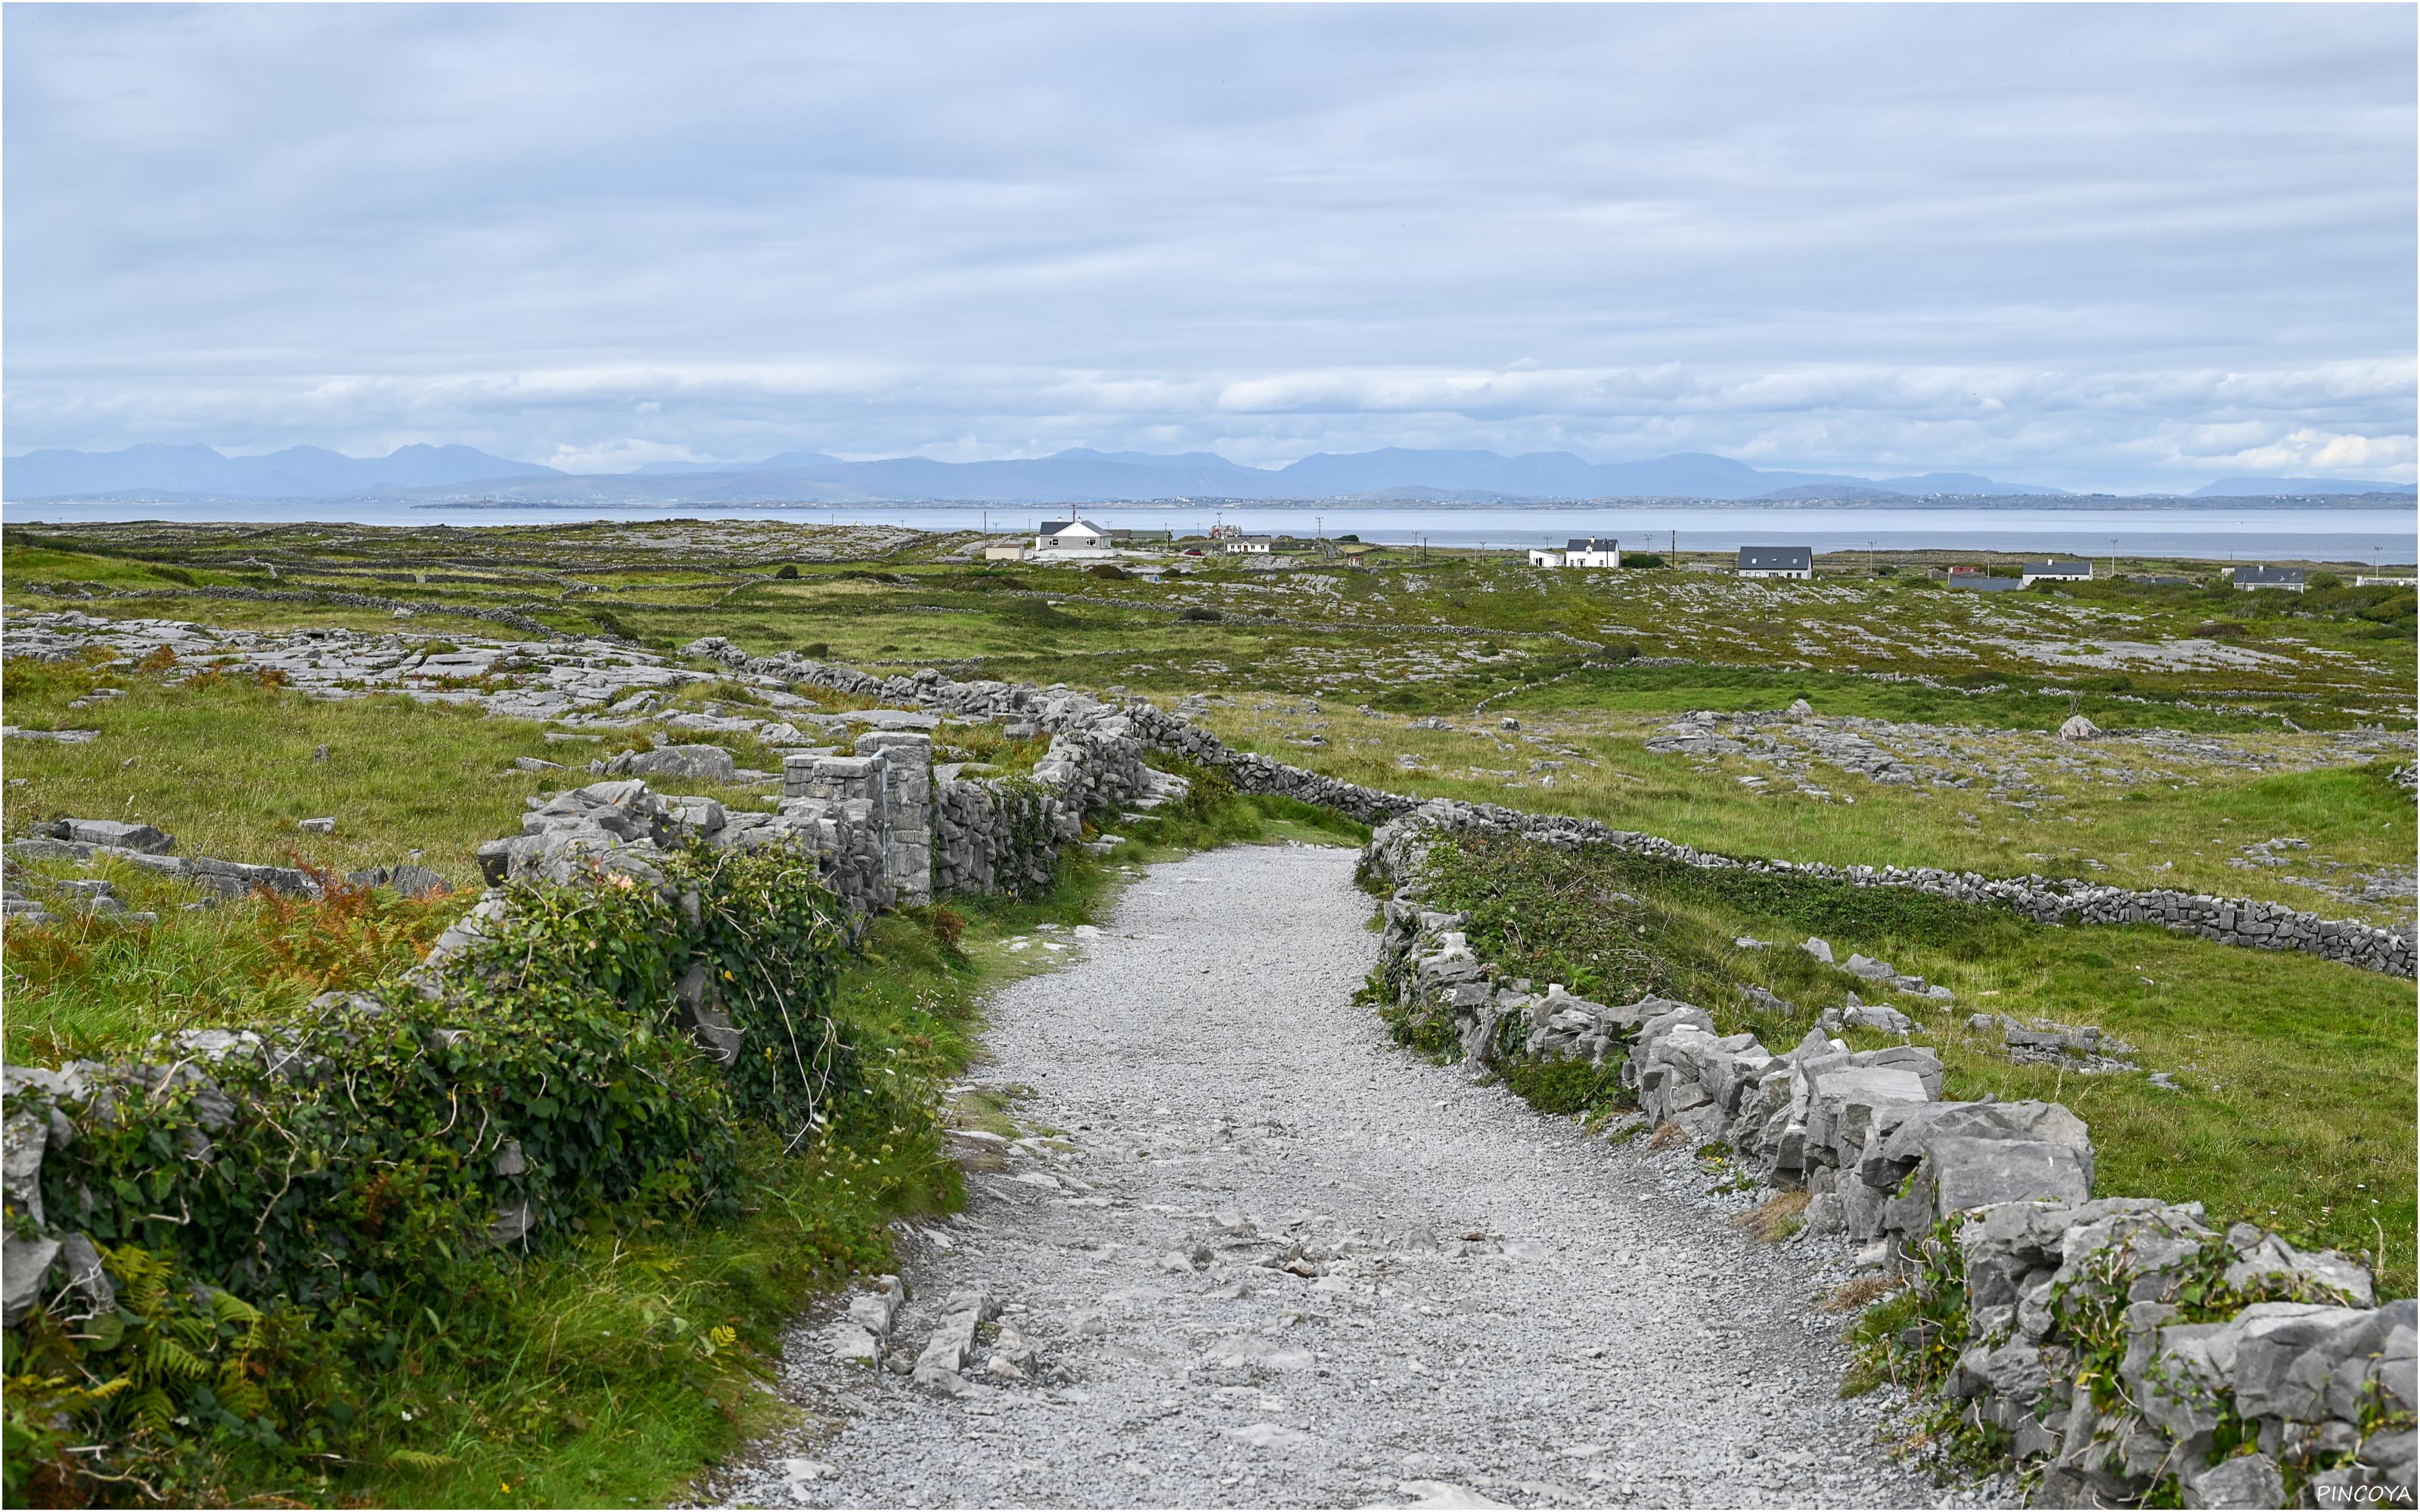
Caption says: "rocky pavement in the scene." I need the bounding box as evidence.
[709,842,1990,1510]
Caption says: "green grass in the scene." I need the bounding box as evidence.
[0,654,783,888]
[1201,697,2415,925]
[1413,834,2419,1297]
[2,860,465,1064]
[10,522,2407,730]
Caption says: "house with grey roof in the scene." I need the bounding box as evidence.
[1529,536,1620,569]
[2231,565,2307,592]
[1034,518,1109,553]
[2019,559,2093,587]
[1736,546,1812,579]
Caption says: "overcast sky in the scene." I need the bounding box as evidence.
[5,3,2414,489]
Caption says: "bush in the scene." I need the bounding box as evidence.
[587,609,641,642]
[799,641,831,658]
[7,845,886,1501]
[1178,606,1223,623]
[1495,1052,1628,1116]
[1087,564,1131,581]
[1621,553,1666,569]
[991,599,1077,629]
[774,564,800,581]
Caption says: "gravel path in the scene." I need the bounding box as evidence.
[712,842,1979,1509]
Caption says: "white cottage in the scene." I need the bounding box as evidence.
[1737,546,1813,579]
[2019,559,2093,587]
[1035,519,1109,553]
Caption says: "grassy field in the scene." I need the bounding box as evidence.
[1409,832,2418,1298]
[1194,691,2415,927]
[8,523,2411,723]
[8,522,2409,928]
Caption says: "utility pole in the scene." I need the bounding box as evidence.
[1867,539,1877,574]
[2109,539,2118,581]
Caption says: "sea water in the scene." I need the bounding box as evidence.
[8,498,2414,564]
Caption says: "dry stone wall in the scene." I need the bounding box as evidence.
[1358,800,2413,978]
[681,640,1190,901]
[681,638,2410,978]
[1360,830,2416,1510]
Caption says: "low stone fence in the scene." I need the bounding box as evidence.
[6,818,321,927]
[1362,798,2415,978]
[681,640,1189,903]
[678,639,2411,978]
[1361,827,2416,1509]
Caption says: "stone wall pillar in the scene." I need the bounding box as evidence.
[854,733,933,906]
[789,753,892,907]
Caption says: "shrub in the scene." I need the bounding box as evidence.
[1087,564,1131,581]
[1178,606,1223,623]
[774,564,800,580]
[991,600,1076,630]
[587,609,641,642]
[8,845,874,1501]
[1494,1052,1627,1116]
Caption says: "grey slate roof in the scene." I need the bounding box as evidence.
[2022,559,2093,577]
[1947,575,2024,591]
[1737,546,1813,573]
[1563,538,1619,552]
[2232,565,2307,587]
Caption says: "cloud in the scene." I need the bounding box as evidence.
[544,438,704,474]
[2209,429,2417,476]
[2,5,2412,492]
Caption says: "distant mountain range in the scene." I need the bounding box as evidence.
[2188,475,2420,499]
[5,442,2412,505]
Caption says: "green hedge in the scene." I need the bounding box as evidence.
[5,844,870,1501]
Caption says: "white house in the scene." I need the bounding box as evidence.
[1737,546,1813,579]
[1035,519,1109,553]
[2019,559,2093,587]
[1222,536,1273,554]
[1532,537,1620,569]
[2231,565,2307,593]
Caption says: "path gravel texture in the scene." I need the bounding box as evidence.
[712,842,1990,1510]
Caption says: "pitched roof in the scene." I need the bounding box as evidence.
[1737,546,1813,571]
[1947,575,2023,590]
[2022,559,2092,575]
[1039,518,1105,536]
[1564,537,1618,552]
[2232,565,2307,585]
